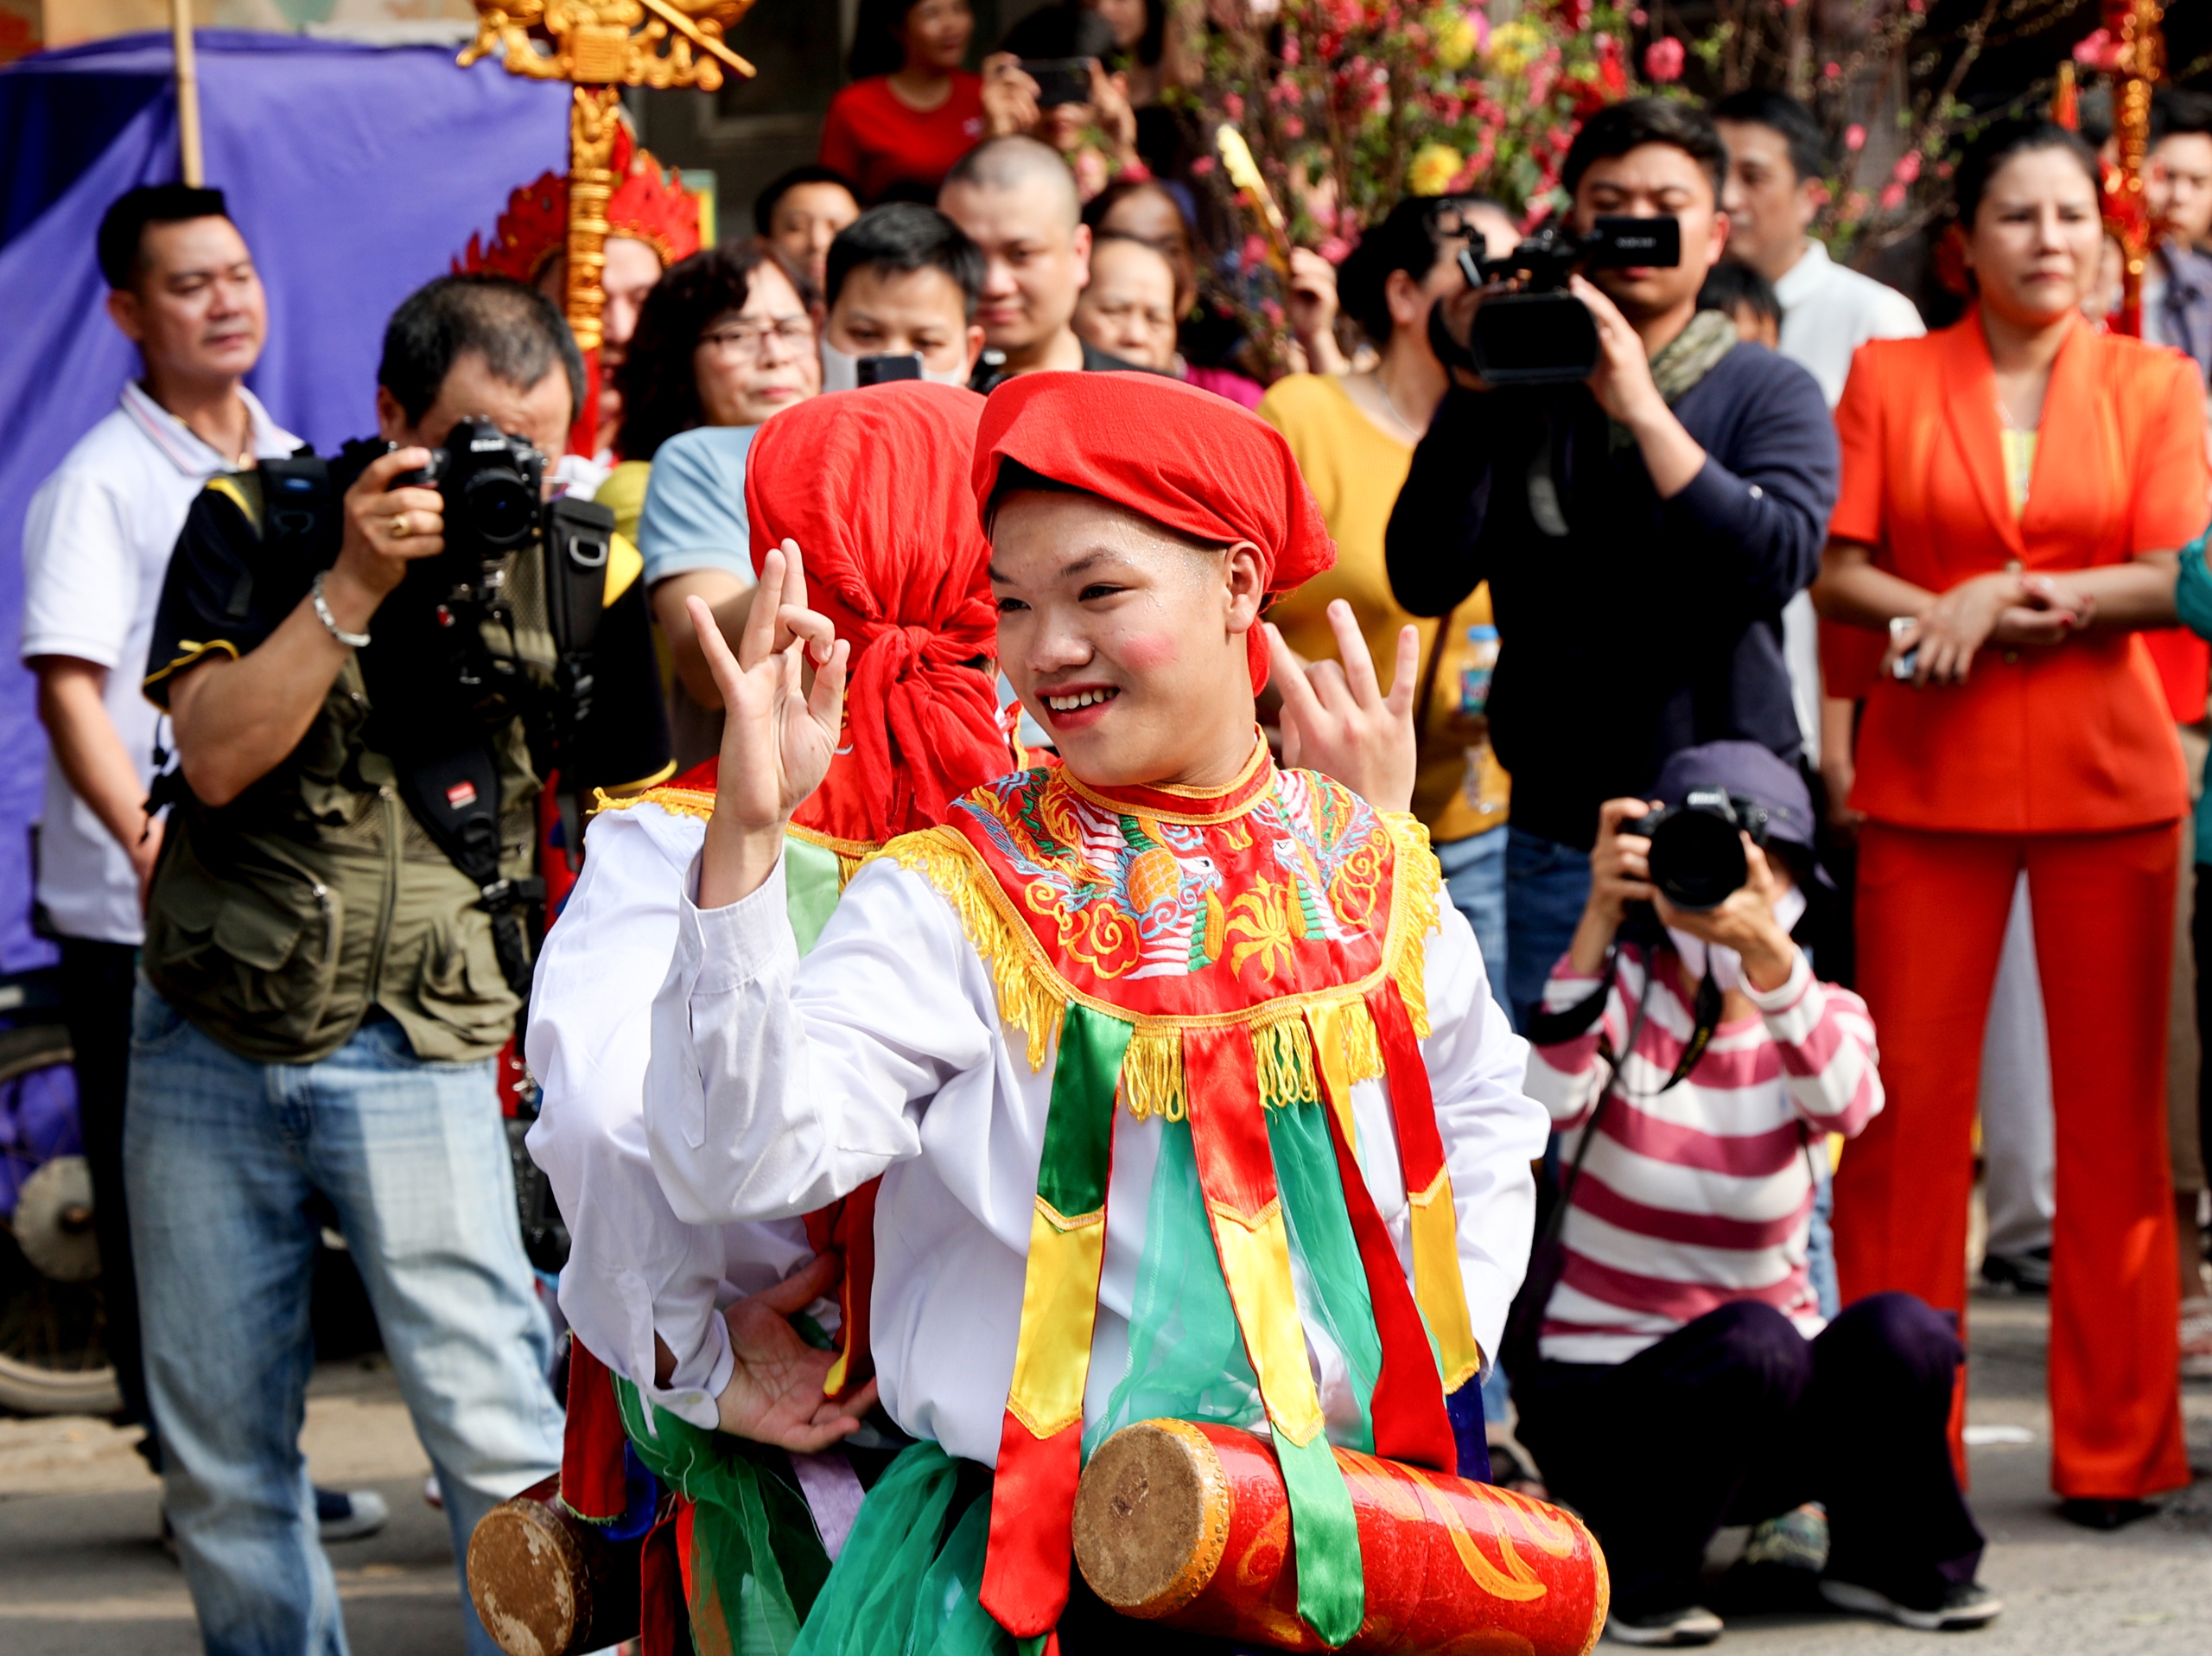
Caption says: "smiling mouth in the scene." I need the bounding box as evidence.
[1042,686,1119,714]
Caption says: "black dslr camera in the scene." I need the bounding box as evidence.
[1431,215,1682,386]
[1622,788,1770,913]
[391,416,549,601]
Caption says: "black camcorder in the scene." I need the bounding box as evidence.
[1621,787,1771,913]
[1430,214,1682,386]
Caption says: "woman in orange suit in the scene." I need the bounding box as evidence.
[1813,118,2209,1525]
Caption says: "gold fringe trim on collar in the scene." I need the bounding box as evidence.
[872,804,1444,1122]
[592,790,878,890]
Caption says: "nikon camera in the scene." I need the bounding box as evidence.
[1621,788,1771,913]
[1429,215,1682,386]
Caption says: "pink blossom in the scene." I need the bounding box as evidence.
[1260,298,1287,326]
[2073,29,2120,71]
[1281,35,1300,67]
[1844,124,1866,152]
[1190,155,1216,176]
[1878,182,1907,212]
[1822,61,1841,80]
[1936,160,1954,180]
[1642,36,1685,83]
[1282,114,1306,138]
[1317,235,1352,264]
[1630,9,1647,24]
[1891,150,1922,184]
[1224,92,1246,121]
[1845,190,1870,217]
[1241,234,1271,271]
[1808,180,1833,206]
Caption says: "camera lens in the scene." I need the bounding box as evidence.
[461,469,536,550]
[1647,810,1747,912]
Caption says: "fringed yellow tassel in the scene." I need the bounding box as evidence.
[835,852,865,892]
[875,831,1065,1071]
[1120,1027,1185,1121]
[1383,812,1440,1040]
[1253,1013,1320,1111]
[592,784,716,822]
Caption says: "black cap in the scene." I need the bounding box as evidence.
[1650,740,1816,853]
[97,183,229,290]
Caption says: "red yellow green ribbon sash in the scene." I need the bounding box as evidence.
[980,1003,1130,1637]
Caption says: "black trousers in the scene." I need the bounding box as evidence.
[57,937,158,1465]
[1512,1294,1982,1620]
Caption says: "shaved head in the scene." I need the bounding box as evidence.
[942,137,1082,231]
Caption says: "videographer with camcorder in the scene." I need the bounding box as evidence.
[1514,741,1997,1645]
[1385,99,1838,1035]
[126,274,671,1656]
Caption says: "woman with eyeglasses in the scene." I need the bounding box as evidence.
[617,243,822,761]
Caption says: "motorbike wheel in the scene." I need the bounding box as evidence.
[0,1030,119,1416]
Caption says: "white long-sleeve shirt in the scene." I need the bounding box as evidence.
[644,838,1547,1468]
[526,802,819,1429]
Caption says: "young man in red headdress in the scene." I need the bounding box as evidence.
[642,371,1554,1652]
[524,382,1023,1648]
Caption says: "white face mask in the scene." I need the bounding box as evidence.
[1667,883,1808,994]
[818,339,972,392]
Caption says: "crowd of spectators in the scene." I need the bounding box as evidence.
[18,41,2212,1656]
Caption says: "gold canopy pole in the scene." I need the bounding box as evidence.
[170,0,203,187]
[459,0,758,350]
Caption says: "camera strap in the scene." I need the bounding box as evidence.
[392,743,543,997]
[541,496,616,874]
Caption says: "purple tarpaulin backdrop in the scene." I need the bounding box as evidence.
[0,32,569,975]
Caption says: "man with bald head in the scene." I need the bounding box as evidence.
[938,136,1141,388]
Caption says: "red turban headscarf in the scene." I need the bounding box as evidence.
[970,371,1336,691]
[746,382,1009,846]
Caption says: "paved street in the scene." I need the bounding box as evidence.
[0,1296,2206,1653]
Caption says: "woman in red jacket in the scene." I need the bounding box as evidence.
[820,0,987,203]
[1813,119,2209,1525]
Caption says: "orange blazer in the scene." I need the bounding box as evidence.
[1828,310,2208,834]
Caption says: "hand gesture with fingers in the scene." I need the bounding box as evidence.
[1266,602,1418,813]
[715,1251,880,1451]
[692,543,849,907]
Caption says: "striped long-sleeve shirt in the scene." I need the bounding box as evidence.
[1523,944,1883,1365]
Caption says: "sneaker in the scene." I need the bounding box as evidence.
[1604,1605,1724,1646]
[1979,1247,2050,1294]
[1821,1579,2003,1631]
[1743,1503,1829,1572]
[2057,1497,2157,1531]
[315,1487,391,1543]
[2182,1296,2212,1381]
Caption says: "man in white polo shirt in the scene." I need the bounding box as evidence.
[18,185,382,1538]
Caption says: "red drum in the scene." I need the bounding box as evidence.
[1072,1419,1607,1655]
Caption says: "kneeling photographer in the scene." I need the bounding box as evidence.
[1513,742,1994,1644]
[129,275,670,1656]
[1385,99,1838,1033]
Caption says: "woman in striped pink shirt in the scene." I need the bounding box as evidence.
[1516,742,1994,1646]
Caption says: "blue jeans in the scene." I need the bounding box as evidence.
[1436,827,1508,1008]
[125,985,563,1656]
[1504,826,1593,1034]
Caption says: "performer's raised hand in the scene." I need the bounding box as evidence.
[714,1252,880,1452]
[691,542,849,908]
[1267,603,1419,814]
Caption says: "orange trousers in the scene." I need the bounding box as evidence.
[1837,821,2190,1500]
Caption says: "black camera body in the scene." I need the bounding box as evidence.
[1622,787,1770,913]
[391,417,547,601]
[1445,214,1682,386]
